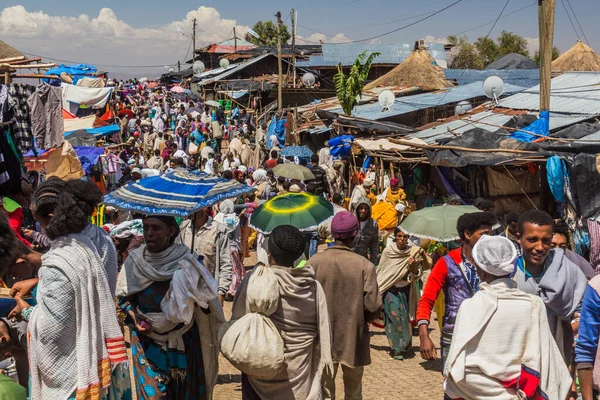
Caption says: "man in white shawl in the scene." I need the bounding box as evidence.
[349,178,374,212]
[232,225,332,399]
[444,235,572,400]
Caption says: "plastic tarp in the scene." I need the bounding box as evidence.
[510,110,550,142]
[328,135,354,158]
[63,115,96,132]
[267,117,286,149]
[65,124,120,138]
[44,64,98,84]
[24,145,102,175]
[571,153,600,218]
[547,156,568,203]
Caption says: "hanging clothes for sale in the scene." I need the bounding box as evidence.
[27,83,64,150]
[6,84,36,153]
[0,127,23,196]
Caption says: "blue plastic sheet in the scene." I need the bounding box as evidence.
[267,117,286,149]
[510,110,549,142]
[546,155,568,203]
[65,124,120,138]
[328,135,354,158]
[24,146,104,174]
[44,64,99,84]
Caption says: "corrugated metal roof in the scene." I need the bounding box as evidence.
[498,72,600,114]
[326,82,525,121]
[445,69,539,88]
[196,54,272,86]
[408,110,594,144]
[297,43,446,67]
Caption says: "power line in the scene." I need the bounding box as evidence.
[452,1,535,37]
[560,0,580,39]
[564,0,590,45]
[413,0,512,127]
[21,51,178,69]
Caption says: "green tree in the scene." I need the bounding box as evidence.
[497,30,530,57]
[532,47,561,65]
[244,21,291,46]
[447,35,484,69]
[475,37,500,66]
[334,51,380,115]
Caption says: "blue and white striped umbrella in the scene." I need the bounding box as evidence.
[103,169,254,217]
[280,145,313,158]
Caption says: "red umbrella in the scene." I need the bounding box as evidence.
[147,82,159,89]
[118,109,134,119]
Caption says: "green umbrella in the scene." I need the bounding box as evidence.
[272,164,315,181]
[399,205,480,242]
[250,192,334,233]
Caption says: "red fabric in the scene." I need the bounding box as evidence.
[266,159,277,169]
[62,109,76,119]
[100,109,114,121]
[416,247,462,323]
[2,207,31,247]
[503,365,545,399]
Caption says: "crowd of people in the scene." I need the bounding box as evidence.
[1,79,600,400]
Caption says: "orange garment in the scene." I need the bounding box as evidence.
[385,188,407,205]
[371,201,398,230]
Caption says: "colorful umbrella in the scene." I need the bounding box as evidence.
[170,86,185,93]
[103,169,254,217]
[250,192,333,233]
[272,164,315,181]
[399,205,480,242]
[147,82,160,89]
[280,146,314,158]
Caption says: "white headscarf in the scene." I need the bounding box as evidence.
[253,169,267,185]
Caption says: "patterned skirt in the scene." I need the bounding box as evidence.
[382,286,412,354]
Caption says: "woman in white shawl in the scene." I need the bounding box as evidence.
[11,178,129,400]
[377,227,431,360]
[117,215,225,399]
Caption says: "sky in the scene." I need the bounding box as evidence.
[1,0,598,78]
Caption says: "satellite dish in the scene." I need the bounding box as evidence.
[378,90,395,111]
[302,72,316,87]
[168,67,175,73]
[220,58,230,69]
[483,75,505,104]
[247,28,260,39]
[455,100,472,116]
[193,61,205,74]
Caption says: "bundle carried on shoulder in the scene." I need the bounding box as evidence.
[221,264,285,378]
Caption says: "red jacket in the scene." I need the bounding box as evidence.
[416,247,462,323]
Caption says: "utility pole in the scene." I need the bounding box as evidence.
[291,9,297,88]
[538,0,555,112]
[233,27,238,52]
[192,18,197,65]
[276,11,283,112]
[178,61,181,72]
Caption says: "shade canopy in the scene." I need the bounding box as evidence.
[272,164,315,181]
[399,205,480,242]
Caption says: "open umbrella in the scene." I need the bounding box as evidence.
[273,164,315,181]
[118,109,134,119]
[399,205,480,242]
[186,107,203,114]
[170,86,185,94]
[250,192,333,233]
[103,169,254,217]
[280,146,314,158]
[147,82,159,89]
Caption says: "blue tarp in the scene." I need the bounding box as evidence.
[328,135,354,158]
[65,124,120,138]
[510,110,550,142]
[24,146,104,174]
[44,64,98,84]
[547,156,568,203]
[267,117,286,149]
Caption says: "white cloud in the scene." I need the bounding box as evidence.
[0,5,248,76]
[421,35,450,45]
[297,32,351,45]
[525,37,540,55]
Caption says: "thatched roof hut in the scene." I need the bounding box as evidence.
[0,40,23,60]
[552,40,600,72]
[364,41,452,91]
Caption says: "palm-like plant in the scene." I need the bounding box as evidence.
[333,51,380,115]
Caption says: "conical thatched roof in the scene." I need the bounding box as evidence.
[552,40,600,72]
[364,42,452,91]
[0,40,23,60]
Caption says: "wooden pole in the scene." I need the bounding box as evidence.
[538,0,556,112]
[276,11,283,112]
[234,27,238,52]
[291,9,297,89]
[192,18,197,66]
